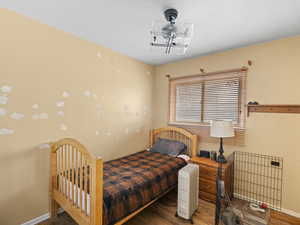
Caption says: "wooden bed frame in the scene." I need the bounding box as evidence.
[49,127,198,225]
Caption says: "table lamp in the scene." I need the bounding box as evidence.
[210,120,234,163]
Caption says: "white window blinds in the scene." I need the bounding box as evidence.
[175,83,203,122]
[169,68,247,128]
[203,77,240,124]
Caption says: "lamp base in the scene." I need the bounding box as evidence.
[216,154,227,163]
[216,137,227,163]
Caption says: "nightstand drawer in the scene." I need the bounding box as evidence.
[199,178,216,194]
[198,165,217,181]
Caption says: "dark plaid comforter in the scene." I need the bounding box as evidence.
[103,150,186,225]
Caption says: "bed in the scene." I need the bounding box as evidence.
[49,127,198,225]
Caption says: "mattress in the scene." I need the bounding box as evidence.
[103,150,187,225]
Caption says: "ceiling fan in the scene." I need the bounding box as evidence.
[150,8,194,55]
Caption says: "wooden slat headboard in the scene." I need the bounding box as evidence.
[149,126,198,157]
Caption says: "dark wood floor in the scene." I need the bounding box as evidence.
[39,190,299,225]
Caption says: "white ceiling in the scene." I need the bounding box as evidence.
[2,0,300,65]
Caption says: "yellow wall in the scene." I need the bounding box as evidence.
[153,35,300,214]
[0,9,153,225]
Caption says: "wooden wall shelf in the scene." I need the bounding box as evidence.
[247,104,300,116]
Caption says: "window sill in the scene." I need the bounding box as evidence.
[168,122,245,146]
[168,122,210,127]
[168,122,245,130]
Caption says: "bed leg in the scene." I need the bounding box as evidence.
[49,199,59,218]
[91,157,103,225]
[50,145,59,219]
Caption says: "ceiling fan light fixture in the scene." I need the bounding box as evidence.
[150,8,193,55]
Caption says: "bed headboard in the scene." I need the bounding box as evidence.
[149,127,198,157]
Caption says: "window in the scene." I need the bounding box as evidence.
[169,68,247,129]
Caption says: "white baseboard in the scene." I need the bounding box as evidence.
[20,213,50,225]
[234,193,300,219]
[20,208,64,225]
[281,208,300,219]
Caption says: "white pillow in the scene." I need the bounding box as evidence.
[177,154,190,162]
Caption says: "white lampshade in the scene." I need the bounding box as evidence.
[210,120,235,138]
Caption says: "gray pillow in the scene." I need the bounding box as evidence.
[150,138,187,156]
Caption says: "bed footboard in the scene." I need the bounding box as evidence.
[50,138,103,225]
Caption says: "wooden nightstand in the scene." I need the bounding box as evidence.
[190,156,234,203]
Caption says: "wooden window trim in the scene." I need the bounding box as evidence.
[168,67,247,145]
[169,67,248,82]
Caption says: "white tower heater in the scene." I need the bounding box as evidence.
[177,163,199,221]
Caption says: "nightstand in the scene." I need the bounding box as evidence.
[190,156,233,203]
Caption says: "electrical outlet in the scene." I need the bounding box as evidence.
[271,161,280,167]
